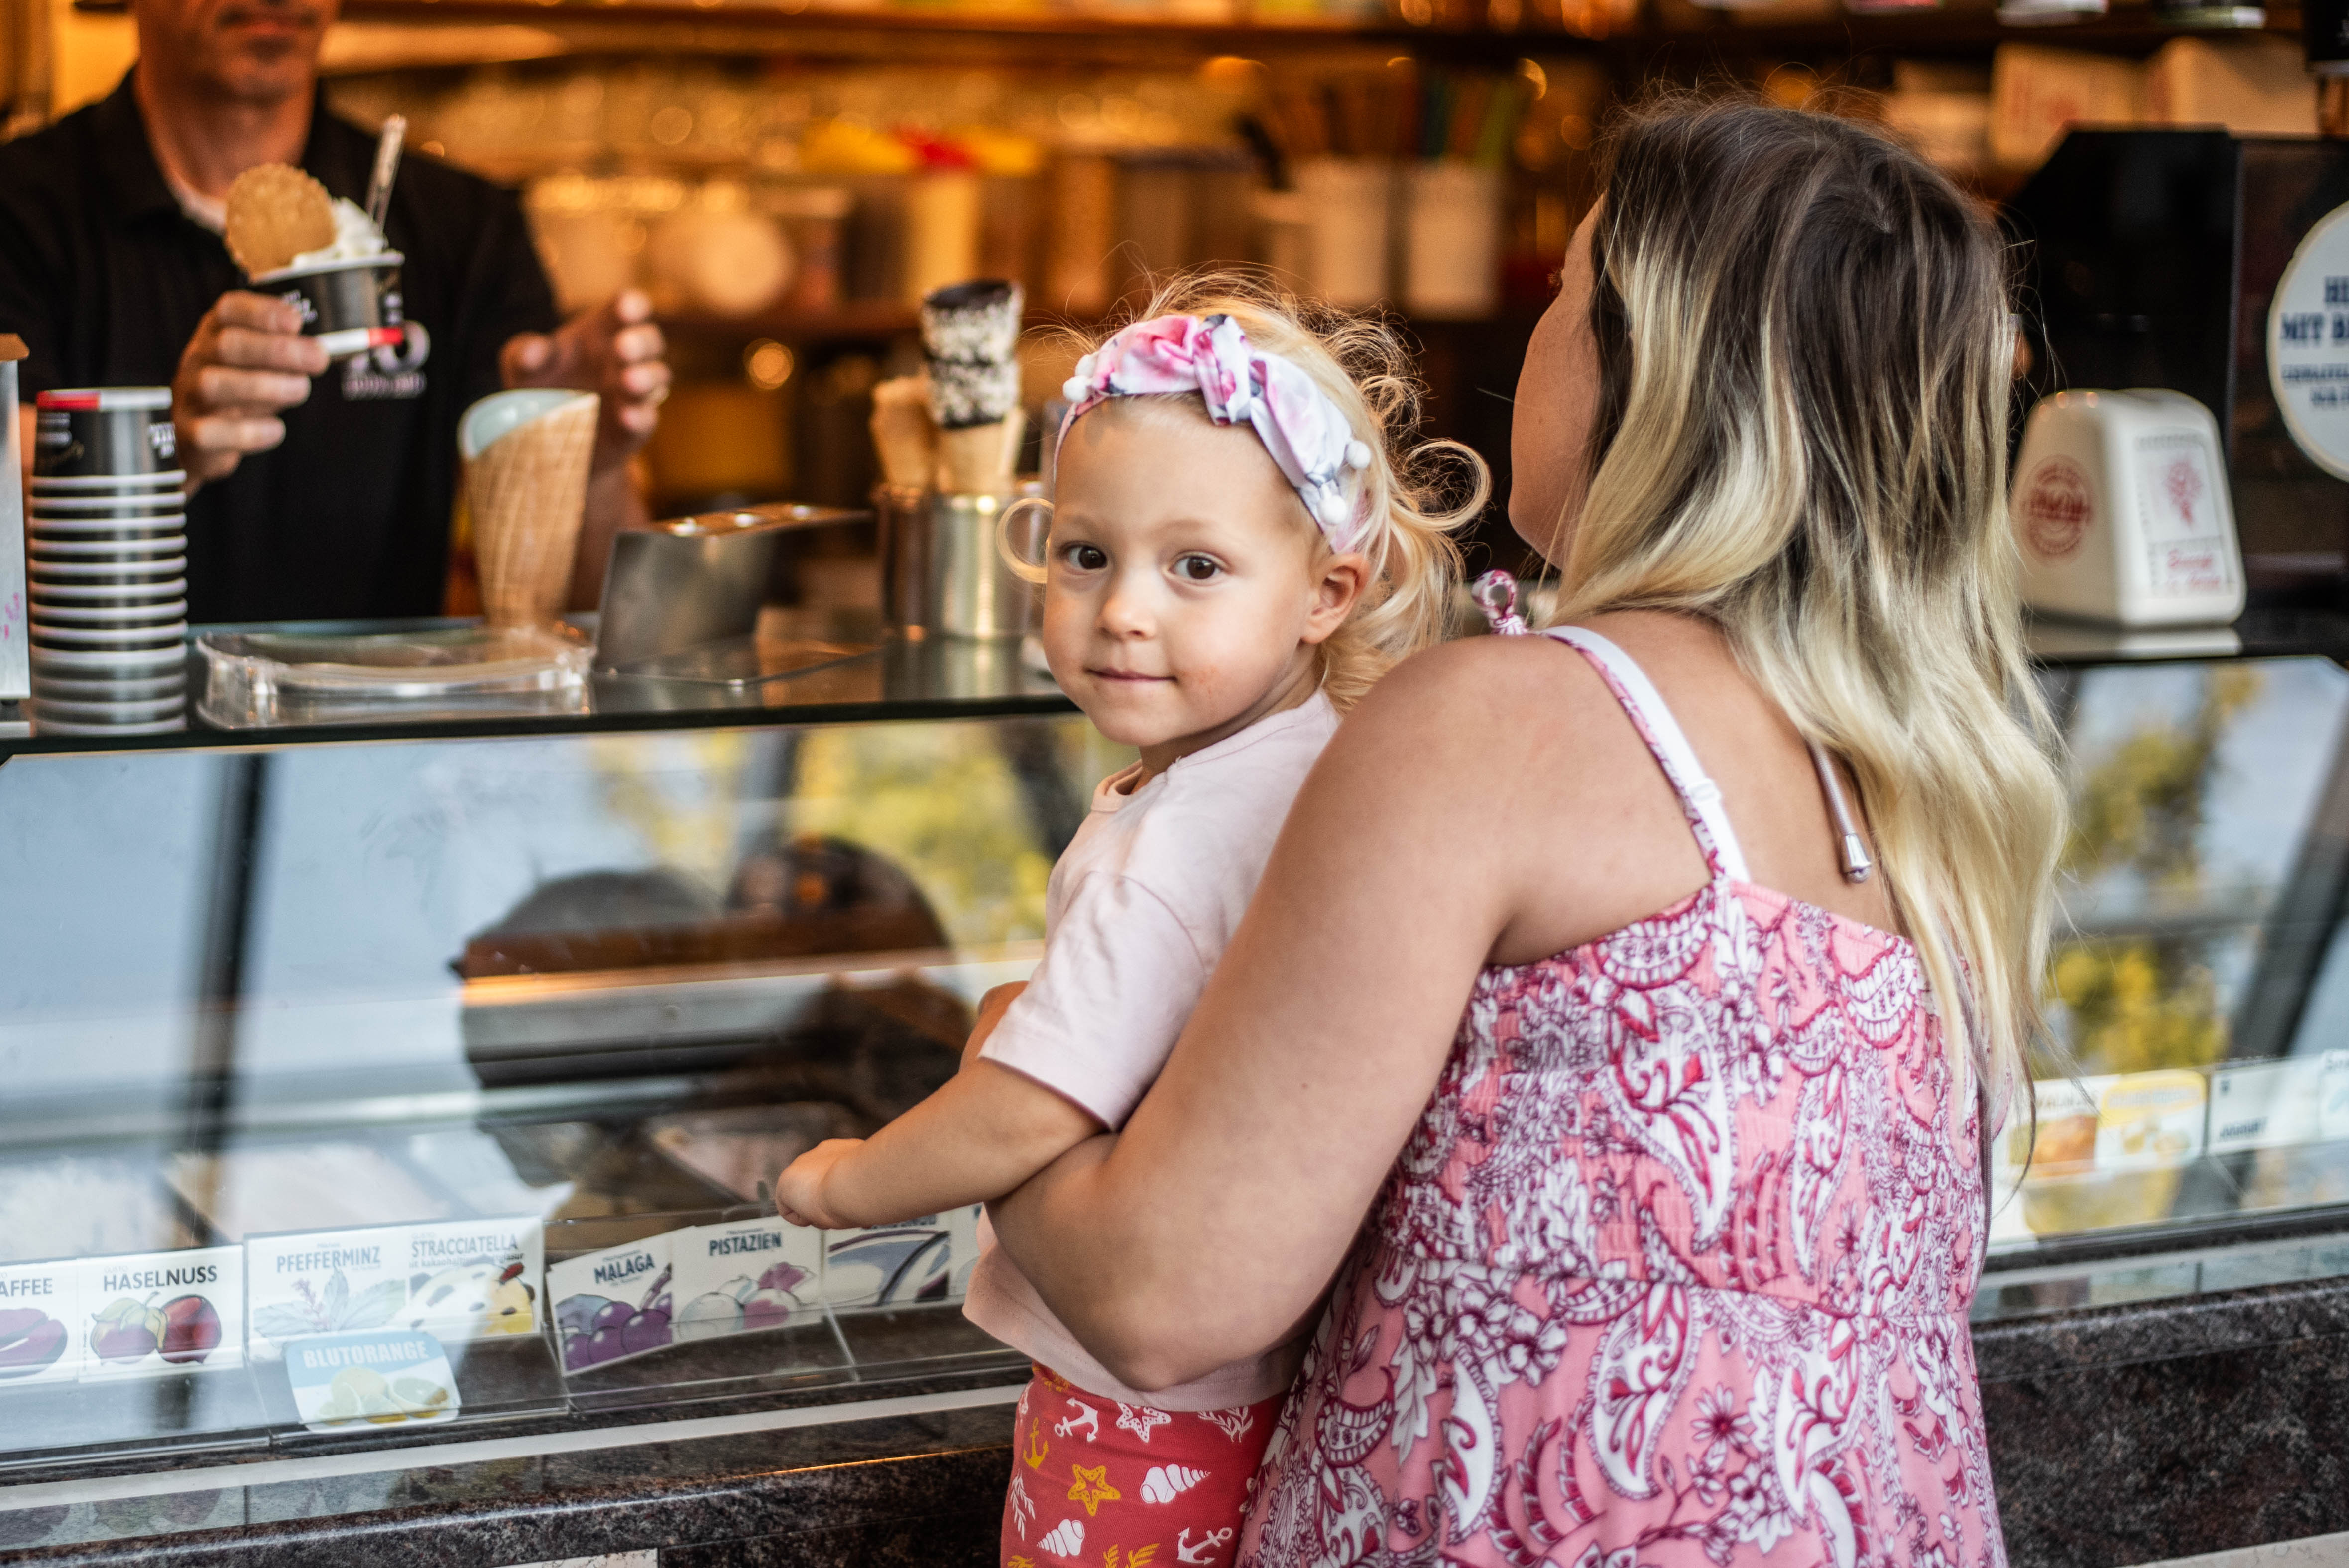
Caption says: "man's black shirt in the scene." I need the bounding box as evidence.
[0,74,559,621]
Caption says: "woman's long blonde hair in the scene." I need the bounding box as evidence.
[1552,96,2066,1111]
[1041,273,1487,709]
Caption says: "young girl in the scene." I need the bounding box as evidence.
[772,280,1484,1568]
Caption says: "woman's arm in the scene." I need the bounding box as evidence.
[986,638,1576,1391]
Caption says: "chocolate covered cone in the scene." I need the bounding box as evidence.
[467,395,598,628]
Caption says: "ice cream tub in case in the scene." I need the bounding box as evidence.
[550,1233,674,1374]
[0,1258,83,1386]
[78,1247,243,1380]
[669,1218,821,1344]
[284,1328,458,1433]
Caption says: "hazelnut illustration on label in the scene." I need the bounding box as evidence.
[90,1294,222,1365]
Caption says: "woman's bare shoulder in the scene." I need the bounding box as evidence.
[1346,632,1615,741]
[1324,633,1621,787]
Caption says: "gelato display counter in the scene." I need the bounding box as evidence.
[4,613,2349,1565]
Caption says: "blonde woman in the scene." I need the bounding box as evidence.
[984,99,2066,1568]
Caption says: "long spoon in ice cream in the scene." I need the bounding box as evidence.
[365,114,406,234]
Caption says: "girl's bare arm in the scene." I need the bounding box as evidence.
[774,1057,1098,1230]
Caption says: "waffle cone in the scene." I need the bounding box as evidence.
[870,376,939,490]
[933,410,1023,496]
[466,395,598,628]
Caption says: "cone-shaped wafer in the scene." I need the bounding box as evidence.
[466,394,598,628]
[870,375,939,490]
[933,408,1024,496]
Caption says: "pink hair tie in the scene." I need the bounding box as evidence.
[1058,313,1375,553]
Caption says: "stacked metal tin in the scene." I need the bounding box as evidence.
[26,388,188,735]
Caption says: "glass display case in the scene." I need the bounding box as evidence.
[1983,642,2349,1317]
[8,617,2349,1495]
[0,651,1121,1483]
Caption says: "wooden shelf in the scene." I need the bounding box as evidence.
[1631,3,2300,58]
[295,0,2306,65]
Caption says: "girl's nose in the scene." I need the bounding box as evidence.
[1097,575,1154,638]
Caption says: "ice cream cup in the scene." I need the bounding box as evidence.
[29,535,186,561]
[252,253,411,361]
[29,557,186,584]
[31,620,187,649]
[32,388,178,478]
[29,470,184,495]
[460,388,600,629]
[27,692,187,723]
[30,523,186,547]
[29,598,188,626]
[28,578,184,603]
[29,490,186,511]
[32,667,185,700]
[30,643,188,676]
[26,704,188,736]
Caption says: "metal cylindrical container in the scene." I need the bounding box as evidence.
[876,483,1043,640]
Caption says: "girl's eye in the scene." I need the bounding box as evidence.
[1062,543,1108,572]
[1174,555,1221,583]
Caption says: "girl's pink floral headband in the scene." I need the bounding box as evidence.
[1058,313,1374,553]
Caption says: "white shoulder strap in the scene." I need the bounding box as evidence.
[1541,626,1751,883]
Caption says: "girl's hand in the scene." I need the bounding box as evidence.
[774,1139,865,1229]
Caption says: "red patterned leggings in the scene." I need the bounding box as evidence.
[1001,1364,1281,1568]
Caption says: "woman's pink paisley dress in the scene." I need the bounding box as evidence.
[1239,628,2001,1568]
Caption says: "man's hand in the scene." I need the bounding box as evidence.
[172,293,329,487]
[500,289,669,473]
[774,1138,866,1230]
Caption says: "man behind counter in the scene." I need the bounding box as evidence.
[0,0,672,623]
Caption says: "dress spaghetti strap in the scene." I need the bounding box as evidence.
[1540,626,1752,884]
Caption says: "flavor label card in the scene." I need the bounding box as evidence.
[246,1226,414,1358]
[2095,1069,2207,1172]
[284,1329,459,1434]
[670,1218,822,1343]
[79,1247,244,1381]
[549,1233,673,1375]
[397,1219,542,1343]
[245,1218,545,1358]
[0,1258,81,1387]
[2323,1051,2349,1143]
[821,1205,983,1311]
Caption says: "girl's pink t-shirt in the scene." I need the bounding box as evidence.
[963,691,1338,1411]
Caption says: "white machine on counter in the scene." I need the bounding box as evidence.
[2011,388,2246,628]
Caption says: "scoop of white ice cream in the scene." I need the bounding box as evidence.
[291,198,388,267]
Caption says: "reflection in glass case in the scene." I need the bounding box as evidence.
[0,709,1123,1474]
[1984,655,2349,1317]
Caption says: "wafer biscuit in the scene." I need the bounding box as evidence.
[224,164,336,277]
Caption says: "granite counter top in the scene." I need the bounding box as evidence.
[10,1271,2349,1568]
[0,1383,1022,1567]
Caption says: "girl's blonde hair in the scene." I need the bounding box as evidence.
[1038,272,1487,709]
[1556,95,2067,1112]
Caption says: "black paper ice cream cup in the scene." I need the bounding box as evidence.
[253,252,417,361]
[33,388,177,478]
